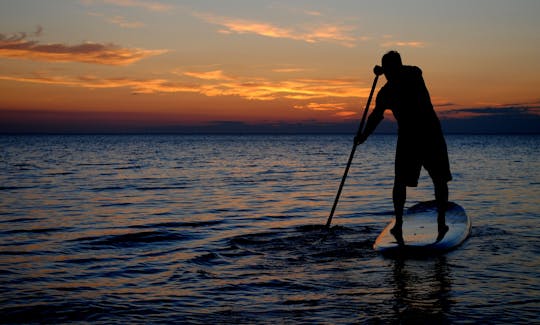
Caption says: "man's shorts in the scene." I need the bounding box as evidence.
[394,134,452,187]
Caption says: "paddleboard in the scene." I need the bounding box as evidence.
[373,201,471,254]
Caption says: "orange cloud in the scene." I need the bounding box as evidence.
[1,70,371,101]
[381,40,426,48]
[294,102,348,111]
[84,0,173,12]
[229,78,369,101]
[272,68,307,73]
[335,111,357,117]
[180,69,370,100]
[294,102,358,117]
[183,70,234,81]
[0,73,199,94]
[194,12,359,47]
[0,32,167,65]
[306,25,356,46]
[294,102,359,118]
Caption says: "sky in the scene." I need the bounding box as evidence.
[0,0,539,133]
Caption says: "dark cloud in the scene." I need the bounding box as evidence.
[448,106,539,116]
[0,29,166,65]
[440,103,540,134]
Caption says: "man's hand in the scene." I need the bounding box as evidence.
[354,133,367,146]
[373,65,384,76]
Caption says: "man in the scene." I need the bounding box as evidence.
[355,51,452,243]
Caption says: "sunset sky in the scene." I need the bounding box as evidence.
[1,0,539,133]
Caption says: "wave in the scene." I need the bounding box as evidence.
[1,227,69,235]
[129,220,223,229]
[0,186,36,191]
[71,230,187,249]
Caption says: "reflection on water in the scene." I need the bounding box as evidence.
[0,134,539,323]
[391,257,451,323]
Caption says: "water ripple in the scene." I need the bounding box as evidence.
[71,230,188,248]
[0,134,538,324]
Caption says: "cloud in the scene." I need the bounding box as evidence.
[294,102,348,111]
[240,78,368,101]
[0,31,167,65]
[183,70,234,81]
[441,102,540,119]
[439,103,540,134]
[380,35,426,48]
[205,15,293,39]
[304,10,323,17]
[89,12,145,28]
[84,0,173,12]
[335,111,357,117]
[179,69,370,101]
[0,73,200,94]
[381,40,426,48]
[0,69,371,101]
[294,102,358,117]
[272,67,307,73]
[194,12,359,47]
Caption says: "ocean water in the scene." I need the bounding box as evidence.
[0,134,538,324]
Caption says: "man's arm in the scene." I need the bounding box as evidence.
[355,90,385,145]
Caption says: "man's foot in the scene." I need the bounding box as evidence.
[390,225,404,246]
[436,224,449,242]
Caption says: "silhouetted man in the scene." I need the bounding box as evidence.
[356,51,452,243]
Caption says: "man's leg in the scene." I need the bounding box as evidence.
[434,180,449,241]
[393,182,406,224]
[392,182,406,235]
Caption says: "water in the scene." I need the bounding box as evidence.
[0,134,538,324]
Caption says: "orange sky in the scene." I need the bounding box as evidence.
[1,1,539,132]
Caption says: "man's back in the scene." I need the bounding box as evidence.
[377,65,442,136]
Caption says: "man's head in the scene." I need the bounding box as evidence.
[382,51,402,81]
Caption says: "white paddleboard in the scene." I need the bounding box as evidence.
[373,201,471,254]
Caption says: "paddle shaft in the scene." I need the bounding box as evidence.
[325,74,379,228]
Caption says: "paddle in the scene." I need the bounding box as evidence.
[325,66,383,229]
